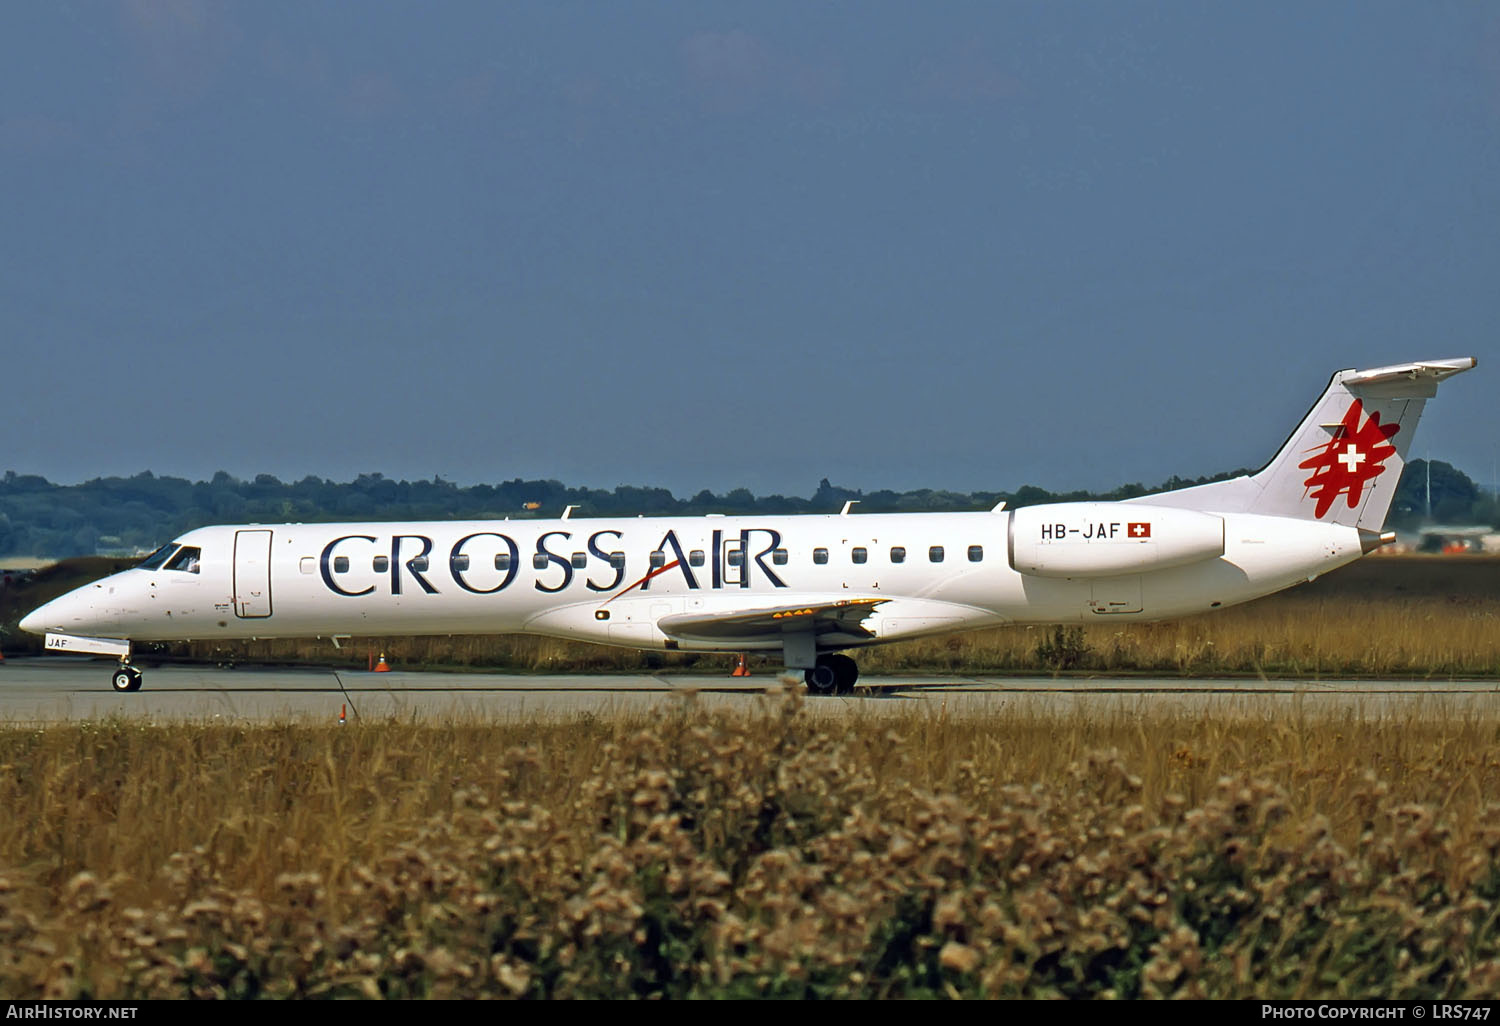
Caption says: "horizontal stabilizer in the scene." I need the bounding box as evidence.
[1342,357,1476,398]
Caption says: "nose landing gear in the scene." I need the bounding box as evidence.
[111,662,143,693]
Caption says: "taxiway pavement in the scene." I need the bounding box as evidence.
[1,657,1496,724]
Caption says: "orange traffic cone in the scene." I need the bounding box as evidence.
[730,653,751,677]
[339,703,347,725]
[374,653,391,672]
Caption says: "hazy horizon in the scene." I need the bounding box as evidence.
[4,453,1490,502]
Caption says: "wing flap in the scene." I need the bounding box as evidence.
[658,598,886,642]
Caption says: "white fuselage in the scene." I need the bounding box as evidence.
[22,506,1367,655]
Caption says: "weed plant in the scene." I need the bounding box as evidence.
[3,697,1500,998]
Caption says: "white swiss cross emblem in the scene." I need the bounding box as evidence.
[1128,522,1151,539]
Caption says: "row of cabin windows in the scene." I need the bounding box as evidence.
[328,552,627,574]
[647,548,793,569]
[328,544,985,575]
[643,546,983,568]
[816,545,983,565]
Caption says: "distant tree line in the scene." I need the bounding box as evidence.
[0,461,1489,559]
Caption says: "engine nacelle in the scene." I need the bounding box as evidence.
[1009,502,1224,579]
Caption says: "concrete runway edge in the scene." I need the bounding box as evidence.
[2,657,1498,724]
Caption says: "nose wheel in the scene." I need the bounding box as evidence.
[111,665,143,693]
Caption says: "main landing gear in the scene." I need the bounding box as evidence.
[804,653,859,696]
[111,661,142,693]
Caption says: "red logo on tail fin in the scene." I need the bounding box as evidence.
[1297,400,1399,518]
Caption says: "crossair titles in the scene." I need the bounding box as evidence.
[318,528,788,598]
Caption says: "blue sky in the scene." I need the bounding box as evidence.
[3,2,1496,497]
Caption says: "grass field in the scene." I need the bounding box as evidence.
[3,700,1500,998]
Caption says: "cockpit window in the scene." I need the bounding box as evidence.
[164,546,201,574]
[137,543,180,571]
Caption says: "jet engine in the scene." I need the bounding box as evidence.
[1008,503,1225,578]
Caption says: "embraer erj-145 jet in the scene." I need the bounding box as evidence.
[20,358,1476,694]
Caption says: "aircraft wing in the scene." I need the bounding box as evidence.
[657,597,887,642]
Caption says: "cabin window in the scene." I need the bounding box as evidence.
[333,556,350,574]
[409,556,429,572]
[727,547,743,567]
[571,552,587,569]
[968,545,984,562]
[373,556,389,572]
[929,546,945,563]
[532,553,549,570]
[890,546,906,563]
[813,548,829,564]
[609,552,626,570]
[299,557,315,575]
[772,548,788,565]
[494,552,512,571]
[689,549,705,567]
[164,547,201,574]
[650,550,666,569]
[450,554,469,572]
[851,547,868,564]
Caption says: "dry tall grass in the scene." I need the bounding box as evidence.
[175,591,1500,678]
[4,699,1500,998]
[863,593,1500,677]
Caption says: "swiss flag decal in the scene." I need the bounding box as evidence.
[1128,522,1151,539]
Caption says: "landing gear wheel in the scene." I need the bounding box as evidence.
[111,666,143,693]
[804,654,859,696]
[805,661,839,695]
[827,653,859,695]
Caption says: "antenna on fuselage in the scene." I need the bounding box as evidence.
[561,505,579,520]
[839,501,859,516]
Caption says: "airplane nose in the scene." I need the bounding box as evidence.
[18,603,49,635]
[18,589,96,636]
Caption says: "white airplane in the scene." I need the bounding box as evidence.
[20,357,1476,694]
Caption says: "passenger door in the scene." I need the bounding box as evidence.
[233,529,273,618]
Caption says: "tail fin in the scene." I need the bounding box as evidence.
[1142,358,1476,528]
